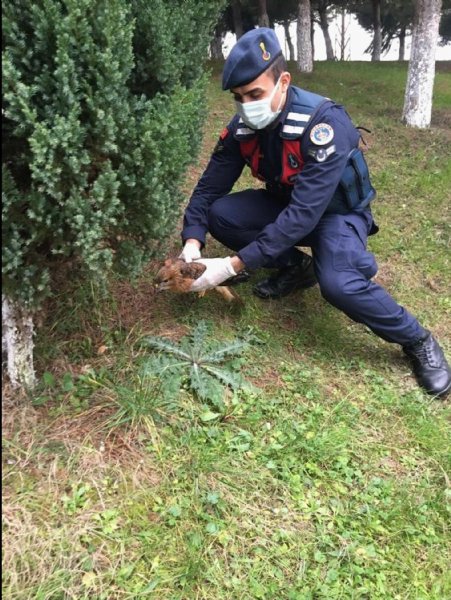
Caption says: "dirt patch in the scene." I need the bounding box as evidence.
[3,396,162,496]
[248,365,283,389]
[373,260,397,289]
[109,273,159,330]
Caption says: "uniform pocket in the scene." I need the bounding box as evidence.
[333,220,378,279]
[355,249,378,279]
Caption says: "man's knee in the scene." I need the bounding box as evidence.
[207,197,253,251]
[207,198,232,234]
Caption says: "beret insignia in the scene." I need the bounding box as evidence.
[259,42,271,61]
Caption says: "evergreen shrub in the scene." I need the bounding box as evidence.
[2,0,225,308]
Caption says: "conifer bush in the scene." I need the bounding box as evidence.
[2,0,225,388]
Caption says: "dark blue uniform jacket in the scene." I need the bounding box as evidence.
[182,85,364,271]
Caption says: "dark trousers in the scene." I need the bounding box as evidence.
[207,189,424,346]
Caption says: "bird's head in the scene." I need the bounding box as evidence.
[154,259,177,292]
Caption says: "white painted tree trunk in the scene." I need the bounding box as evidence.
[402,0,442,128]
[297,0,313,73]
[2,295,36,390]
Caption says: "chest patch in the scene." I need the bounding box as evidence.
[310,123,334,145]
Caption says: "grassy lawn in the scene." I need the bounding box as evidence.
[2,61,451,600]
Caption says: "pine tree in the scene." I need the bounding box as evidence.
[2,0,225,389]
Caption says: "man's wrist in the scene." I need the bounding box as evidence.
[230,256,245,273]
[185,239,202,250]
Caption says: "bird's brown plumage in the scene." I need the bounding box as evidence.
[154,258,241,303]
[154,259,206,293]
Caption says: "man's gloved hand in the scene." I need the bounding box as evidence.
[190,257,237,292]
[179,241,201,263]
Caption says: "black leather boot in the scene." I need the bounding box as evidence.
[403,331,451,397]
[253,254,317,299]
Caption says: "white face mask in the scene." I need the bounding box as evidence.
[236,76,285,130]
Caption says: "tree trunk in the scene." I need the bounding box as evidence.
[2,295,36,390]
[318,3,335,60]
[402,0,442,128]
[311,7,315,61]
[339,8,349,61]
[371,0,382,61]
[297,0,313,73]
[258,0,270,28]
[398,25,406,61]
[231,0,244,39]
[283,19,295,61]
[210,26,224,59]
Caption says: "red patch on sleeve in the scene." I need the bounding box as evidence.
[219,127,229,140]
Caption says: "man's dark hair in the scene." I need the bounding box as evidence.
[269,54,288,82]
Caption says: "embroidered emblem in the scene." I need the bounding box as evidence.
[316,149,327,162]
[219,127,229,140]
[288,153,299,169]
[308,144,336,162]
[310,123,334,146]
[259,42,271,61]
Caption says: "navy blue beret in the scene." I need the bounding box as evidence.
[222,27,283,90]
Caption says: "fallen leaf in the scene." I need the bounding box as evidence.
[82,571,96,588]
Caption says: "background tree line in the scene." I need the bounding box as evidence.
[210,1,447,130]
[210,0,451,63]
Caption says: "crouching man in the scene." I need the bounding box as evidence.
[179,28,450,397]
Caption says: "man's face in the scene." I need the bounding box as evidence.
[231,69,291,111]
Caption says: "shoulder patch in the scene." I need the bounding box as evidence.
[310,123,334,146]
[219,127,229,140]
[307,144,336,162]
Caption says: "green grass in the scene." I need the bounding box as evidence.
[2,61,451,600]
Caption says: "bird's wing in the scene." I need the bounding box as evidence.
[177,260,206,280]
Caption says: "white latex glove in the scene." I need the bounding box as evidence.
[179,241,201,263]
[190,257,237,292]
